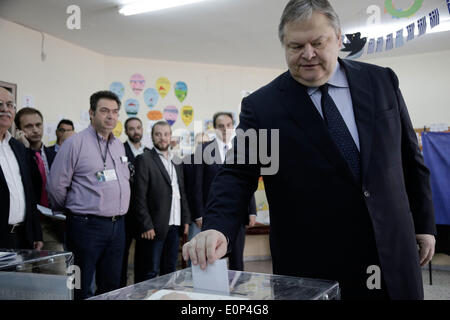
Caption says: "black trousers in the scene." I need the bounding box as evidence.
[0,225,28,249]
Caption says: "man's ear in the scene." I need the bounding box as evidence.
[337,30,343,49]
[89,109,94,121]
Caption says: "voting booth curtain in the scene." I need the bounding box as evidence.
[422,132,450,254]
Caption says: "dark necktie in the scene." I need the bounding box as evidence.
[320,84,361,180]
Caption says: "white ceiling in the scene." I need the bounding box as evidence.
[1,0,450,69]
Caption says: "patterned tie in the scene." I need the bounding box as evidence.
[223,144,228,164]
[35,151,49,207]
[320,84,361,180]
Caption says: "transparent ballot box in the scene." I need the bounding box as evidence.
[0,249,74,300]
[90,268,340,300]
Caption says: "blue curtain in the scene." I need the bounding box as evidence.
[422,132,450,226]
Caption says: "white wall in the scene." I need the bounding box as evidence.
[361,50,450,128]
[1,17,449,146]
[0,18,105,142]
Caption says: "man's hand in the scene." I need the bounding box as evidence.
[14,130,30,148]
[195,218,203,229]
[141,229,155,240]
[247,215,256,228]
[182,230,227,270]
[416,234,435,267]
[184,224,189,235]
[33,241,44,251]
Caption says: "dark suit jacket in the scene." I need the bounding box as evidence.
[123,141,149,234]
[193,140,256,225]
[29,145,57,202]
[0,137,43,248]
[183,152,196,222]
[132,148,191,241]
[202,58,436,299]
[123,141,150,165]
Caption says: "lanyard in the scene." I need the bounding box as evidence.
[97,134,110,171]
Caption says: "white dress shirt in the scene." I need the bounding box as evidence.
[155,148,181,226]
[216,138,233,164]
[0,131,26,224]
[127,140,146,158]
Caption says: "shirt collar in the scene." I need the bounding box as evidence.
[127,140,145,153]
[154,147,173,161]
[307,60,349,96]
[216,137,232,150]
[54,143,60,152]
[0,130,12,144]
[88,125,114,144]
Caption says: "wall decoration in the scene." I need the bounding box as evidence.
[385,33,394,51]
[417,16,427,36]
[109,82,125,100]
[113,120,123,138]
[376,37,384,53]
[180,105,193,127]
[395,29,404,48]
[367,38,375,54]
[384,0,424,18]
[429,8,440,29]
[125,98,139,116]
[406,23,415,41]
[174,81,188,103]
[130,74,145,95]
[147,110,163,121]
[143,88,159,108]
[163,105,178,126]
[22,95,35,108]
[340,32,367,59]
[156,77,171,98]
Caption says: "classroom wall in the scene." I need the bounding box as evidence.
[1,17,449,147]
[360,49,450,128]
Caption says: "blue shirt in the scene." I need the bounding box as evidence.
[307,61,360,151]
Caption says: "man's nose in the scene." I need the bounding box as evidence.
[301,44,316,60]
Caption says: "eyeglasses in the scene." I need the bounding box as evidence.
[0,101,16,110]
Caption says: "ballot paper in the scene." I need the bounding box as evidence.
[37,205,66,221]
[192,259,230,295]
[147,289,248,300]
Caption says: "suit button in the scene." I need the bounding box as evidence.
[364,191,371,198]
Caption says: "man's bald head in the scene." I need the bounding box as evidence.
[0,87,14,101]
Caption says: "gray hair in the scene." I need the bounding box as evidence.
[278,0,341,43]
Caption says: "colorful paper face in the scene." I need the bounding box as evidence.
[147,110,163,121]
[143,88,159,109]
[174,81,188,103]
[130,74,146,95]
[125,99,139,116]
[156,77,171,98]
[163,106,178,126]
[109,82,125,100]
[113,120,123,138]
[180,105,193,127]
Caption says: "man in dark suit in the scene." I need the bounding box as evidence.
[183,0,436,300]
[193,112,257,271]
[121,116,149,287]
[48,119,74,154]
[15,107,62,251]
[132,120,190,283]
[0,87,43,250]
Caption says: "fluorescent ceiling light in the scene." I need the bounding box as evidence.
[119,0,212,16]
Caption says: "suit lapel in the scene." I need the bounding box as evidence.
[279,71,357,185]
[151,148,172,186]
[9,139,28,183]
[339,59,375,184]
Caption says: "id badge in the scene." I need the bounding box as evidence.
[104,169,118,182]
[96,169,118,182]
